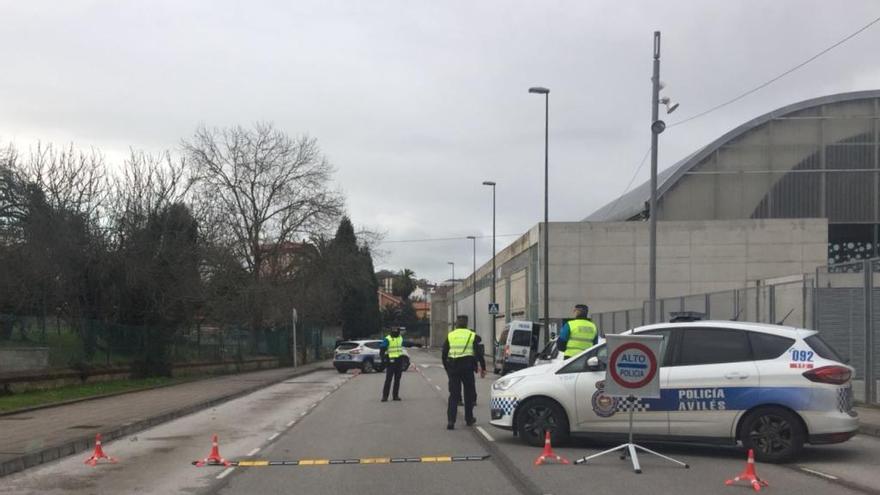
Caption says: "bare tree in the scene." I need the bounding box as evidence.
[111,148,193,245]
[183,123,343,338]
[24,142,109,221]
[184,123,342,276]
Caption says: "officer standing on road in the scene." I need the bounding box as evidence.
[443,315,485,429]
[557,304,599,359]
[379,327,404,402]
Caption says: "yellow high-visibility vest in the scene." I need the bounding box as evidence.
[447,328,476,359]
[386,335,403,359]
[564,319,598,357]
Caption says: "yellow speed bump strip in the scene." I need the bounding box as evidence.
[225,455,488,467]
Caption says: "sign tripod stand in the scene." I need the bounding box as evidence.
[574,395,689,473]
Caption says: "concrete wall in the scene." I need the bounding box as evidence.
[547,218,828,316]
[440,218,828,334]
[0,348,49,373]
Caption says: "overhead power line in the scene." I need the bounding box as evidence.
[670,14,880,128]
[602,146,652,220]
[378,233,522,244]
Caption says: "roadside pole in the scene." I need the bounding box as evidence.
[292,308,298,368]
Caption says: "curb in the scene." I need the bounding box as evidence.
[0,376,201,418]
[858,424,880,438]
[0,363,329,478]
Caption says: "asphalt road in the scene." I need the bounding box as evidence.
[3,350,879,494]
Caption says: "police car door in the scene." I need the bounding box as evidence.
[666,327,760,438]
[572,329,672,435]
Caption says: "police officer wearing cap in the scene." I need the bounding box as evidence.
[557,304,599,359]
[379,327,404,402]
[443,315,485,429]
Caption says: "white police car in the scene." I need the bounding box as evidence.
[489,320,858,462]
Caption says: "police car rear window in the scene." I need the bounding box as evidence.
[748,332,795,360]
[364,342,381,349]
[336,342,358,351]
[511,330,532,346]
[805,335,844,362]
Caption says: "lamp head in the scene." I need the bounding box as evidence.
[528,87,550,94]
[482,181,496,186]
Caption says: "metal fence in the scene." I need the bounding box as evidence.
[594,258,880,405]
[0,315,335,372]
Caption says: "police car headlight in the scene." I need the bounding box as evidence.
[492,376,524,391]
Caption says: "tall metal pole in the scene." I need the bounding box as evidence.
[448,261,455,323]
[467,236,477,333]
[483,181,497,347]
[543,92,550,342]
[649,31,661,324]
[529,86,550,341]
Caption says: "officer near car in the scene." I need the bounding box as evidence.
[443,315,485,429]
[379,327,404,402]
[557,304,599,359]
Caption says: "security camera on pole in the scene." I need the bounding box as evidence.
[574,333,689,474]
[648,30,680,324]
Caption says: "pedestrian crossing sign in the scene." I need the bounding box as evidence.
[488,303,499,315]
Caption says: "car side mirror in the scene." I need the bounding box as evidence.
[586,356,600,371]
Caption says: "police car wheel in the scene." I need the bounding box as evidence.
[517,398,570,448]
[740,406,805,463]
[362,360,374,373]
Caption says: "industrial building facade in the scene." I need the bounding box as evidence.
[587,90,880,265]
[432,90,880,347]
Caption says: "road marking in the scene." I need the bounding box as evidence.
[216,467,235,479]
[800,467,839,480]
[300,411,308,416]
[475,426,495,442]
[247,448,261,456]
[286,420,296,427]
[268,433,280,441]
[229,455,489,467]
[434,385,442,391]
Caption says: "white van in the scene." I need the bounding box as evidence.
[495,320,544,375]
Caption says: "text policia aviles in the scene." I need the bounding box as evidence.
[677,388,726,411]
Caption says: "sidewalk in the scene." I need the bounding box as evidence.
[856,405,880,438]
[0,362,329,477]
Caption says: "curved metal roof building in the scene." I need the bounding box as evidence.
[585,90,880,264]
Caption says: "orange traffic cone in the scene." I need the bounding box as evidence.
[725,449,768,492]
[534,431,570,465]
[194,434,231,467]
[84,433,118,466]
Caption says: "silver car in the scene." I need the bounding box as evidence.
[333,339,410,373]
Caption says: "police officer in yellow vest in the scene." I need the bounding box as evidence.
[442,315,484,429]
[380,327,404,402]
[558,304,599,359]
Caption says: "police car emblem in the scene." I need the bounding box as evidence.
[592,380,618,418]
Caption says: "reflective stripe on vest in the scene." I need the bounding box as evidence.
[447,328,475,359]
[564,319,598,357]
[386,336,403,359]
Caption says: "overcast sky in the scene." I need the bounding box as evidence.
[2,1,880,282]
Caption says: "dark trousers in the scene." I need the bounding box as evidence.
[382,359,402,399]
[447,359,476,424]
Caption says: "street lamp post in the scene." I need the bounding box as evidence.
[482,181,496,348]
[466,235,477,334]
[447,261,455,325]
[529,86,550,342]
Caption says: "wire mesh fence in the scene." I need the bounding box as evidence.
[0,314,336,374]
[594,257,880,404]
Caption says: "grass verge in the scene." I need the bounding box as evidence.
[0,376,190,413]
